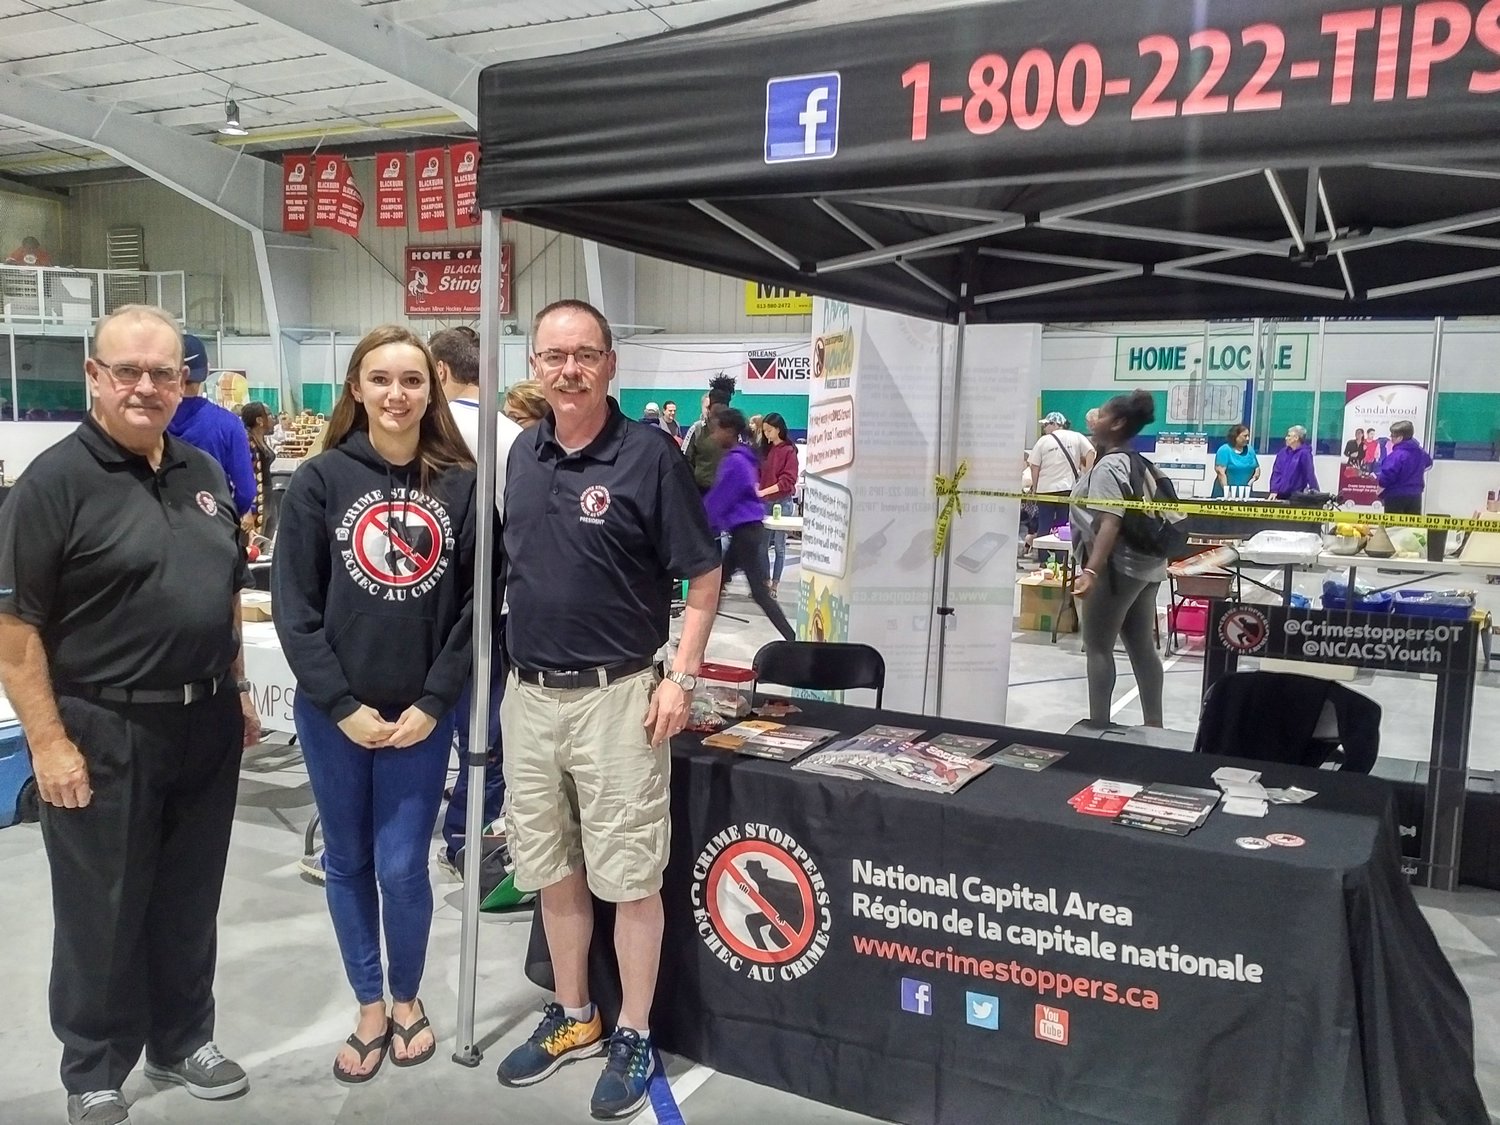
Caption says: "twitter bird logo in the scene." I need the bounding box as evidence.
[966,992,999,1030]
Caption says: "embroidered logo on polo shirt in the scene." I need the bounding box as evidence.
[196,490,218,516]
[335,488,455,603]
[580,484,611,525]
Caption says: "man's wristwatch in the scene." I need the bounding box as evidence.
[664,670,698,692]
[236,679,252,694]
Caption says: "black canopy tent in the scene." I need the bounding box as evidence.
[451,0,1500,1074]
[477,0,1500,323]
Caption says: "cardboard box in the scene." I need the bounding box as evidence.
[1016,573,1077,633]
[240,591,273,623]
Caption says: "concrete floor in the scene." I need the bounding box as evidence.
[3,550,1498,1123]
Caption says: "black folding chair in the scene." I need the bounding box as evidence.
[751,641,885,708]
[1194,670,1380,773]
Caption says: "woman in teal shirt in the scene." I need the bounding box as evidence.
[1213,424,1260,496]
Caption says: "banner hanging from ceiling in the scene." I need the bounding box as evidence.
[375,152,408,228]
[282,155,311,233]
[404,243,511,317]
[313,155,345,230]
[415,147,449,233]
[450,142,479,228]
[334,168,364,237]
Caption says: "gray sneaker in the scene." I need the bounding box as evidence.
[66,1090,129,1125]
[143,1042,249,1099]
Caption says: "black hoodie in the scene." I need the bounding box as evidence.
[272,429,477,722]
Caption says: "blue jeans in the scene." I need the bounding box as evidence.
[295,695,454,1004]
[440,650,506,862]
[764,499,792,582]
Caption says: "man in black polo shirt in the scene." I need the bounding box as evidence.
[0,305,261,1125]
[495,299,721,1119]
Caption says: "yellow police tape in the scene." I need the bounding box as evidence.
[932,460,1500,555]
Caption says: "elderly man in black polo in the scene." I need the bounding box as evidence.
[495,299,721,1119]
[0,305,260,1125]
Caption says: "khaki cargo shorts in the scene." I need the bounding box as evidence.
[499,668,668,902]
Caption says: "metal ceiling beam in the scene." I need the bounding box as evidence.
[1317,179,1356,299]
[227,0,480,127]
[1152,266,1348,301]
[1366,264,1500,300]
[841,197,1024,224]
[812,198,956,302]
[817,217,1026,274]
[1038,169,1259,222]
[1040,217,1290,257]
[973,267,1144,305]
[1264,169,1306,254]
[689,200,801,270]
[1418,232,1500,251]
[978,246,1138,271]
[1329,207,1500,254]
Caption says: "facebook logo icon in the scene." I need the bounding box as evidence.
[765,73,841,163]
[900,978,932,1016]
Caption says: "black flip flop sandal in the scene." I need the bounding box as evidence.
[333,1019,392,1085]
[390,1001,435,1068]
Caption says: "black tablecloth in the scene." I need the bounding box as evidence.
[525,701,1484,1124]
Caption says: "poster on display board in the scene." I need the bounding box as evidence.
[1338,381,1428,503]
[745,282,813,316]
[404,244,510,317]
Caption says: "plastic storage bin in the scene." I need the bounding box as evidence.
[0,720,35,829]
[1320,585,1393,613]
[690,661,757,727]
[1390,589,1475,621]
[1168,598,1210,637]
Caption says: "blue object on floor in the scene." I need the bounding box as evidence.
[647,1047,684,1124]
[0,720,36,829]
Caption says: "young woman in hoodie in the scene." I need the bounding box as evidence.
[756,412,799,598]
[272,326,477,1084]
[704,407,796,640]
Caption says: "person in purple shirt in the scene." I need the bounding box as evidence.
[702,407,795,640]
[1267,424,1320,499]
[1375,420,1433,515]
[166,334,256,517]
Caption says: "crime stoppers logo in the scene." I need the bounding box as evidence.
[335,489,454,601]
[691,823,832,983]
[580,484,611,524]
[1218,606,1269,654]
[195,490,218,517]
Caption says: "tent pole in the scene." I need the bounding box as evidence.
[932,282,969,716]
[453,206,503,1067]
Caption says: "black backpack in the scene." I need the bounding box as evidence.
[1115,451,1193,560]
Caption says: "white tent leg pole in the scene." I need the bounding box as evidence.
[453,207,503,1066]
[932,291,969,716]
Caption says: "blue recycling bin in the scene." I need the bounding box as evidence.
[0,720,36,829]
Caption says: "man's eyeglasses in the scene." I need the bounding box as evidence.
[93,360,182,389]
[533,347,608,371]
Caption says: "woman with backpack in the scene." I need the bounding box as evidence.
[1069,390,1166,728]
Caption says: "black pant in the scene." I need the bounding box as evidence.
[1383,494,1422,516]
[40,688,242,1093]
[722,522,796,640]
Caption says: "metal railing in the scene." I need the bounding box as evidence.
[0,264,220,329]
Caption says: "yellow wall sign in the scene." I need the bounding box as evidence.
[745,281,813,316]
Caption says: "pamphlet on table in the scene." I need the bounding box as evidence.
[795,735,992,794]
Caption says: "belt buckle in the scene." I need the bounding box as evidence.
[183,683,193,705]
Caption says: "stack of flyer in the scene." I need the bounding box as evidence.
[1112,783,1221,836]
[1212,767,1269,817]
[794,733,992,794]
[701,720,840,762]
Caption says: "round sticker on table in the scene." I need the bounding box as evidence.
[1265,833,1306,847]
[1235,836,1273,850]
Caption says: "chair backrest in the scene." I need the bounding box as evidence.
[752,641,885,708]
[1194,671,1380,773]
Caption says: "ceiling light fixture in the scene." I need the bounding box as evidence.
[218,89,248,137]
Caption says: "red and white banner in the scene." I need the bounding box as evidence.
[282,155,311,233]
[313,155,345,229]
[414,147,448,232]
[375,152,408,228]
[404,243,511,317]
[333,171,364,237]
[450,141,479,228]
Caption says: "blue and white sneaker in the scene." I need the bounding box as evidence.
[589,1028,656,1119]
[298,849,326,884]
